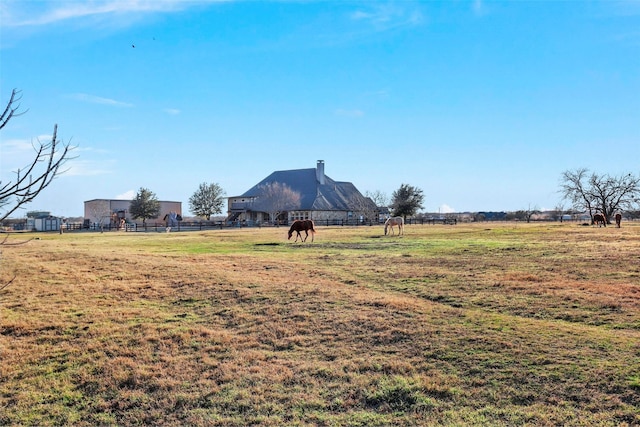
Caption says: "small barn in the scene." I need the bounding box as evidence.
[227,160,378,225]
[26,211,61,231]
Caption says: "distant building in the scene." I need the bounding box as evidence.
[84,199,182,227]
[477,211,507,221]
[26,211,61,231]
[227,160,378,224]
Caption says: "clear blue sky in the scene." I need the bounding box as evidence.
[1,0,639,217]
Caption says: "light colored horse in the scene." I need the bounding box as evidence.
[384,216,404,236]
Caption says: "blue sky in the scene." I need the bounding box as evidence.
[1,0,639,217]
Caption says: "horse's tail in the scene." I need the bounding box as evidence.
[309,220,316,233]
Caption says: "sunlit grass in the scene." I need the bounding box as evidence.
[1,222,639,426]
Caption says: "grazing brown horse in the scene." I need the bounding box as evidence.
[288,220,316,242]
[384,216,404,236]
[593,213,606,227]
[615,213,622,228]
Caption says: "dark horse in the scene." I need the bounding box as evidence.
[615,213,622,228]
[593,213,606,227]
[288,220,316,242]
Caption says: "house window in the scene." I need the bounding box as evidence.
[291,211,310,221]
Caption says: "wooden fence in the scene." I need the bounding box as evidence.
[32,217,458,233]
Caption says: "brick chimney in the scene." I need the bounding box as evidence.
[316,160,326,185]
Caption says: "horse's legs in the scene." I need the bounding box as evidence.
[303,230,308,242]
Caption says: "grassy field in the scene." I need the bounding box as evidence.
[1,222,639,426]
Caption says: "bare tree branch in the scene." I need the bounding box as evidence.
[0,89,28,130]
[0,124,76,222]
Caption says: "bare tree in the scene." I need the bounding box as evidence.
[255,182,301,225]
[347,192,379,224]
[560,168,640,223]
[528,204,539,223]
[553,203,566,222]
[588,172,640,222]
[1,89,75,222]
[560,168,594,218]
[1,88,75,291]
[365,190,388,210]
[86,200,113,232]
[517,204,539,223]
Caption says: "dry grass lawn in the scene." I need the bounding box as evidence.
[1,222,639,426]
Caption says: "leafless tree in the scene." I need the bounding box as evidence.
[365,190,388,210]
[347,192,378,224]
[255,182,301,225]
[511,204,539,222]
[560,169,594,218]
[1,89,76,222]
[553,203,566,222]
[86,200,113,233]
[1,88,75,291]
[560,168,640,223]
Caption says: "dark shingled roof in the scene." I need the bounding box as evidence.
[240,167,376,212]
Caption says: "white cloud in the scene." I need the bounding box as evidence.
[1,0,226,28]
[68,93,133,108]
[350,4,423,31]
[1,137,37,152]
[64,159,114,177]
[163,108,181,115]
[115,190,135,200]
[0,135,57,173]
[439,204,455,214]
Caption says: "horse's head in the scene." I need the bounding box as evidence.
[287,229,293,240]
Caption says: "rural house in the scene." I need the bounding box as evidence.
[227,160,378,225]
